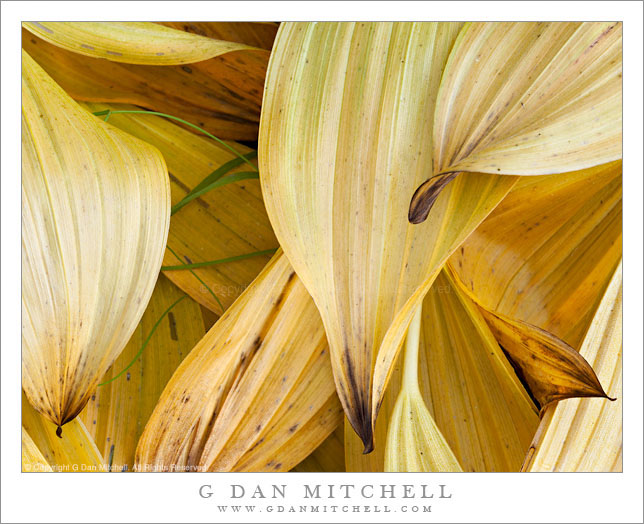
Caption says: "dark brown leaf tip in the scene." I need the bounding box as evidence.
[408,172,460,224]
[56,425,63,438]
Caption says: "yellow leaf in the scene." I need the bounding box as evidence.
[156,22,278,50]
[135,252,343,472]
[22,392,105,471]
[81,102,278,313]
[385,306,463,472]
[259,22,516,450]
[523,262,622,471]
[349,270,538,472]
[22,427,52,472]
[23,22,257,65]
[433,22,622,176]
[448,161,621,348]
[292,427,345,472]
[23,29,268,141]
[22,51,170,428]
[80,275,205,472]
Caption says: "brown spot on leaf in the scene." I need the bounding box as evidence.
[408,172,460,224]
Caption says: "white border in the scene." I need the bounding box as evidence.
[2,2,642,523]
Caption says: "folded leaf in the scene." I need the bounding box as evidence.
[23,392,105,471]
[81,103,278,313]
[433,22,622,176]
[23,22,257,65]
[23,29,268,141]
[448,161,621,348]
[259,21,516,451]
[156,22,278,50]
[22,427,52,472]
[135,252,342,472]
[385,306,462,472]
[22,52,170,428]
[292,427,345,472]
[523,262,622,471]
[349,270,538,472]
[480,307,611,411]
[80,275,205,471]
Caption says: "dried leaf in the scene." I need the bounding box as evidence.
[292,427,345,472]
[259,21,516,451]
[433,22,622,176]
[22,51,170,427]
[22,392,105,471]
[448,161,621,348]
[80,275,205,471]
[157,22,278,49]
[23,29,268,141]
[23,22,257,65]
[523,262,622,471]
[81,102,278,313]
[480,307,611,410]
[135,252,342,472]
[22,427,52,472]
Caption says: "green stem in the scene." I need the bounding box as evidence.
[161,248,277,271]
[92,109,258,172]
[171,171,259,215]
[402,303,423,392]
[98,295,187,386]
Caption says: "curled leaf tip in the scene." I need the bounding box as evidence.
[55,425,63,439]
[362,437,375,455]
[408,172,460,224]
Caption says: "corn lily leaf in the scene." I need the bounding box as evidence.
[135,252,343,472]
[22,392,105,471]
[23,22,258,65]
[292,427,345,472]
[523,262,622,471]
[350,270,538,471]
[22,427,52,472]
[23,29,268,141]
[157,22,278,49]
[434,22,621,176]
[259,22,516,451]
[79,275,205,472]
[22,52,170,428]
[82,102,279,313]
[448,161,621,348]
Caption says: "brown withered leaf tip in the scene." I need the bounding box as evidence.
[408,172,460,224]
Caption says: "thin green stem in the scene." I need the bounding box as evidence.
[92,109,258,172]
[161,248,277,271]
[166,245,224,313]
[171,171,259,215]
[402,303,423,392]
[98,295,187,387]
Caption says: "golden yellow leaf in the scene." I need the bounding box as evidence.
[22,427,52,472]
[434,22,622,176]
[292,427,345,472]
[23,22,258,65]
[22,392,105,471]
[385,306,463,472]
[22,51,170,428]
[350,270,538,472]
[156,22,278,49]
[259,22,516,450]
[23,29,268,141]
[135,252,342,472]
[523,262,622,471]
[80,275,205,472]
[448,161,621,348]
[80,102,278,313]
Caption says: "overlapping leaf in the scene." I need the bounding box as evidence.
[135,252,343,472]
[80,275,205,471]
[448,161,622,348]
[23,22,258,65]
[260,22,518,451]
[22,52,170,428]
[22,427,52,472]
[523,263,622,471]
[292,427,345,472]
[81,102,278,313]
[157,22,278,50]
[23,29,268,140]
